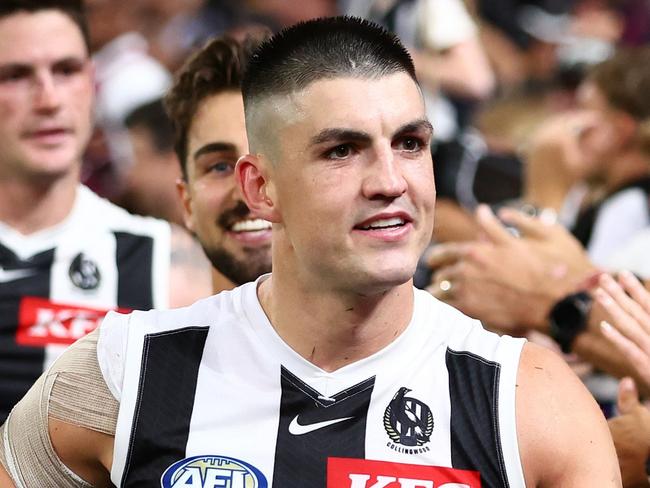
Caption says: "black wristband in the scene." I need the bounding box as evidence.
[549,291,593,354]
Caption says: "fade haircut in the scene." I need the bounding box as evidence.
[164,34,267,178]
[0,0,90,52]
[241,16,417,155]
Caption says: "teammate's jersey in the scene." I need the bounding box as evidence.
[100,278,526,488]
[0,185,170,422]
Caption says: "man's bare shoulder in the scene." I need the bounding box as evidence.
[516,342,621,487]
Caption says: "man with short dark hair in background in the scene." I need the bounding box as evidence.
[0,0,210,427]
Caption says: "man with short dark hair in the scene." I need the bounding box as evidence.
[0,0,210,428]
[1,17,620,488]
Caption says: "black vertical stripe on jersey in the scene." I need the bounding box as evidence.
[114,232,153,310]
[121,326,209,488]
[272,367,375,487]
[0,245,54,423]
[446,348,510,488]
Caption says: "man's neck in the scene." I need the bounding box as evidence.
[258,270,415,373]
[0,170,79,235]
[211,268,236,294]
[604,151,650,192]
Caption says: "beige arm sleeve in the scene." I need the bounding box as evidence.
[0,328,118,487]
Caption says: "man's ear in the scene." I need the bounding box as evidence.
[176,177,196,233]
[236,154,281,223]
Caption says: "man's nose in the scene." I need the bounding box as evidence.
[33,72,62,112]
[362,147,408,200]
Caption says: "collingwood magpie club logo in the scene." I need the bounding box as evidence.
[68,253,101,291]
[161,455,268,488]
[384,387,434,454]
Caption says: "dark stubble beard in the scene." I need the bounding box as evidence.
[202,244,271,286]
[202,201,272,285]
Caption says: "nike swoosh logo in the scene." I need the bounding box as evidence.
[288,415,354,435]
[0,267,35,283]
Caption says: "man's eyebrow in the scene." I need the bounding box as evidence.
[193,142,238,161]
[0,62,33,73]
[0,56,88,71]
[393,119,434,138]
[309,128,372,147]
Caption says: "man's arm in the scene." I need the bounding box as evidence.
[0,461,15,487]
[517,342,621,486]
[0,329,116,487]
[48,419,113,487]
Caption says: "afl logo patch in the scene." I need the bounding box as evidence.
[68,253,101,290]
[384,387,433,451]
[161,455,268,488]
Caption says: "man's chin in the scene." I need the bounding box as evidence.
[202,245,271,286]
[345,266,415,295]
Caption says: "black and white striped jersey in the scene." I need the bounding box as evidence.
[100,278,526,488]
[0,185,170,422]
[98,278,525,488]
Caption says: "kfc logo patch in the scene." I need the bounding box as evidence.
[16,296,127,346]
[327,458,481,488]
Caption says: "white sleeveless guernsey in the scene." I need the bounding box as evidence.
[0,185,170,423]
[99,277,526,488]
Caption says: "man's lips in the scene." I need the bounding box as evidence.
[354,212,413,230]
[24,128,72,145]
[353,212,414,242]
[225,218,272,246]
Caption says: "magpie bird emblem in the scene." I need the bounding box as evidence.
[384,387,433,447]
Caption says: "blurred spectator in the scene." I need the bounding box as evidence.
[121,99,185,225]
[475,0,618,90]
[343,0,495,142]
[595,273,650,487]
[133,0,275,72]
[618,0,650,46]
[517,47,650,265]
[82,0,172,200]
[0,0,210,424]
[608,377,650,488]
[244,0,337,28]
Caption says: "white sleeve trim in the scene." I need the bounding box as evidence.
[97,311,131,402]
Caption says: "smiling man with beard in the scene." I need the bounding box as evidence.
[165,35,272,292]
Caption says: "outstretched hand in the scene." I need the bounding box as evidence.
[608,378,650,488]
[428,204,595,332]
[598,272,650,391]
